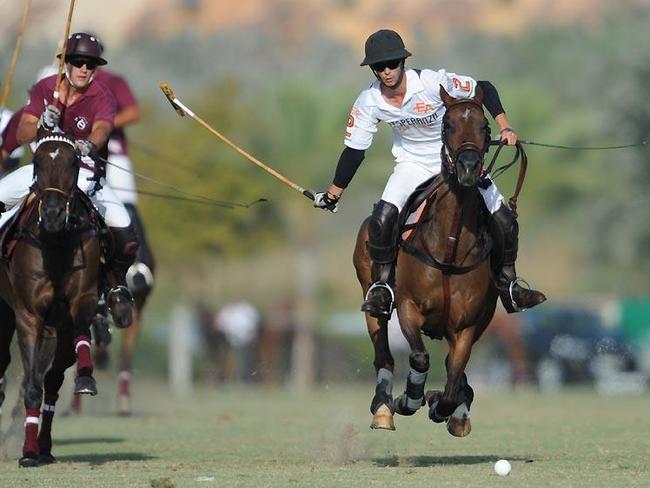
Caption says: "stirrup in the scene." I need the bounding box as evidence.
[507,277,531,312]
[363,282,395,316]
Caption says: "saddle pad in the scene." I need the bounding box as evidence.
[401,199,428,242]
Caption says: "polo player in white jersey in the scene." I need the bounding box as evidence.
[314,29,546,317]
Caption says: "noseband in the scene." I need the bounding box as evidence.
[441,100,491,174]
[36,187,76,228]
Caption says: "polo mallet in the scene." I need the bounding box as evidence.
[0,0,32,111]
[159,81,315,201]
[53,0,76,101]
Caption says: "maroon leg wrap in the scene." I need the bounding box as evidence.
[23,408,41,456]
[38,393,58,453]
[74,336,93,375]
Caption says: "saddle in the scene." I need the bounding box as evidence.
[397,175,444,242]
[397,176,495,275]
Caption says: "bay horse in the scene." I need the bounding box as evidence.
[0,132,101,466]
[353,86,501,435]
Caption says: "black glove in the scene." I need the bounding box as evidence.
[37,105,61,131]
[74,139,96,157]
[313,191,339,213]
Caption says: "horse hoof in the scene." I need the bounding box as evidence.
[108,287,135,329]
[370,404,395,430]
[38,452,56,464]
[19,455,40,468]
[447,403,472,437]
[74,376,98,396]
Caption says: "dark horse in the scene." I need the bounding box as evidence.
[73,211,155,416]
[0,132,101,466]
[354,86,501,435]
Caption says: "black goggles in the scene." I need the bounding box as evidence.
[67,56,100,70]
[370,59,403,72]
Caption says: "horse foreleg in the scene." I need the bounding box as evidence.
[429,330,475,437]
[38,330,75,464]
[16,319,56,466]
[366,314,395,430]
[117,306,143,415]
[392,302,429,417]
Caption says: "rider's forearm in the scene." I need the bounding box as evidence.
[332,146,365,190]
[114,105,140,129]
[16,115,38,146]
[88,120,113,148]
[494,113,513,132]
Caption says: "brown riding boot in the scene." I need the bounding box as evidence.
[361,200,399,318]
[492,203,546,313]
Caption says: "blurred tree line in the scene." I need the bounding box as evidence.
[4,5,648,303]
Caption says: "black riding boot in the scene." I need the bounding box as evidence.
[492,203,546,313]
[107,225,139,328]
[361,200,399,318]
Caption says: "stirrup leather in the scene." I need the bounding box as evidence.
[507,277,531,312]
[364,281,395,315]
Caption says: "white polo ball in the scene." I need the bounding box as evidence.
[494,459,511,476]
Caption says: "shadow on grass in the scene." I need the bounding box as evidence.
[53,452,157,465]
[373,454,531,467]
[55,437,125,446]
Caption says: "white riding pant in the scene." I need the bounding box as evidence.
[0,165,132,229]
[106,154,138,205]
[381,160,504,214]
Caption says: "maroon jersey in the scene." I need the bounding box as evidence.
[94,69,138,156]
[1,108,23,156]
[24,74,116,148]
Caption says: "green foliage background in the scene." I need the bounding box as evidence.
[2,6,650,311]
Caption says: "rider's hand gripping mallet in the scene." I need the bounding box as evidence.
[159,81,315,201]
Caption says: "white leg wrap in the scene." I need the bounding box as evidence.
[75,340,91,353]
[451,402,470,421]
[25,416,40,426]
[376,368,393,396]
[43,404,55,413]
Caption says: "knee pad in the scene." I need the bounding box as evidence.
[367,200,399,263]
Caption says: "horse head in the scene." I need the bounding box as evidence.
[440,85,491,188]
[32,130,81,234]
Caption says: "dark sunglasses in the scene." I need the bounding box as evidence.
[370,59,403,72]
[67,57,99,70]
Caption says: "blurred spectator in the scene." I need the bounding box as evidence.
[214,300,261,383]
[258,299,297,384]
[485,304,532,385]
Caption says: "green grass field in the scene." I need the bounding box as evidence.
[0,378,648,487]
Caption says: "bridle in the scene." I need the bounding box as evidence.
[33,135,80,230]
[441,99,491,175]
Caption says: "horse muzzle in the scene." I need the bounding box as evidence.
[455,150,483,187]
[38,190,71,234]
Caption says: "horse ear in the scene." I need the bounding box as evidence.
[473,83,484,106]
[440,86,454,107]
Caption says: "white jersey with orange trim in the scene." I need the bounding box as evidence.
[344,67,476,171]
[344,67,504,213]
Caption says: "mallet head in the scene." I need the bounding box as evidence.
[159,80,185,117]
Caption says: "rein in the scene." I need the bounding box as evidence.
[486,140,528,217]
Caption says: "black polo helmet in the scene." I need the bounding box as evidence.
[360,29,412,66]
[57,32,107,66]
